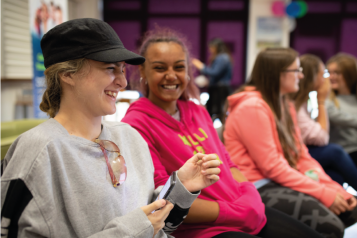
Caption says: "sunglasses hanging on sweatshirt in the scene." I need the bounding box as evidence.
[94,139,127,187]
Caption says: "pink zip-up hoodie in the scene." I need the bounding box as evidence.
[224,88,352,208]
[122,97,266,238]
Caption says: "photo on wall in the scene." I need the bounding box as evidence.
[256,17,283,52]
[29,0,68,118]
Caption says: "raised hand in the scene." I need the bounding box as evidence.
[141,199,174,237]
[317,76,331,102]
[177,153,221,193]
[192,58,204,70]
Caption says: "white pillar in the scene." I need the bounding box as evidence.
[246,0,291,80]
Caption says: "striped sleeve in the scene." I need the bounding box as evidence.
[1,179,48,238]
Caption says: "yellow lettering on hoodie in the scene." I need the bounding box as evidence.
[198,128,208,138]
[178,134,192,147]
[196,146,205,154]
[194,133,206,142]
[187,135,199,146]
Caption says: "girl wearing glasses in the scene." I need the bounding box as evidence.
[326,53,357,166]
[290,54,357,191]
[1,19,222,238]
[122,28,323,238]
[224,48,357,238]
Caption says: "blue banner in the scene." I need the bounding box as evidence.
[29,0,67,118]
[31,31,47,118]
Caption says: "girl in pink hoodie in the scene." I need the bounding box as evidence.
[122,28,323,238]
[224,47,357,238]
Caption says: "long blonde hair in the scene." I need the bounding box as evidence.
[40,58,88,118]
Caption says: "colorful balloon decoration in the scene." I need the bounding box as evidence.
[272,1,285,17]
[296,1,308,18]
[271,1,308,18]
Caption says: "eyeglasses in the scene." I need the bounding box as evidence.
[283,67,303,73]
[328,70,341,75]
[94,139,127,187]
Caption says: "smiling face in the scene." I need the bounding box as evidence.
[327,62,349,93]
[72,59,127,117]
[140,42,188,109]
[280,57,304,95]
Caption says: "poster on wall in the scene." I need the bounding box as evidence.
[29,0,68,118]
[256,17,283,54]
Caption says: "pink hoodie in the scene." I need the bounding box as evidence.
[122,97,266,238]
[224,88,352,208]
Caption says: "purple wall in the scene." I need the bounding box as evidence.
[148,18,201,59]
[346,2,357,13]
[294,37,336,60]
[109,21,141,52]
[307,2,341,13]
[207,21,244,86]
[340,19,357,57]
[291,1,357,61]
[208,0,244,11]
[104,0,248,88]
[107,1,141,10]
[149,0,200,14]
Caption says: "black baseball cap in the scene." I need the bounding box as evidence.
[41,18,145,68]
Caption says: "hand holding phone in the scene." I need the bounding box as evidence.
[141,199,174,236]
[155,172,176,210]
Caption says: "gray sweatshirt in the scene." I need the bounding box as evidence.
[1,119,198,238]
[327,95,357,153]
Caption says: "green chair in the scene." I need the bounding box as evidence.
[1,119,47,160]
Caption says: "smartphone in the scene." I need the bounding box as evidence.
[156,172,176,202]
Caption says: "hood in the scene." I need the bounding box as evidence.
[125,97,194,130]
[227,86,262,112]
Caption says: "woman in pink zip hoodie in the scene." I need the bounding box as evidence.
[122,28,323,238]
[224,47,357,238]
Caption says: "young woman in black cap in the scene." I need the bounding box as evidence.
[0,18,221,238]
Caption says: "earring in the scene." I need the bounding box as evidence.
[187,76,191,81]
[140,77,148,84]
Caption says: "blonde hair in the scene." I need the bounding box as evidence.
[40,58,88,117]
[327,53,357,107]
